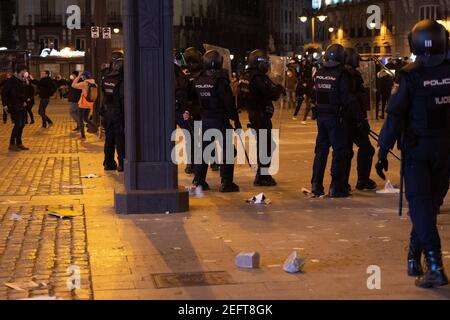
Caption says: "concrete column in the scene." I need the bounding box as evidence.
[115,0,189,214]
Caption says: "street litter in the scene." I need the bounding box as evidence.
[246,193,271,205]
[20,296,58,300]
[283,252,305,274]
[236,252,260,269]
[47,208,83,219]
[376,180,400,194]
[62,185,96,190]
[81,174,99,179]
[186,186,205,198]
[5,281,46,291]
[10,213,22,221]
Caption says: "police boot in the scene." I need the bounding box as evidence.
[220,181,240,193]
[193,180,211,191]
[311,183,325,198]
[356,179,378,191]
[407,244,424,277]
[415,251,449,289]
[329,186,351,198]
[254,174,277,187]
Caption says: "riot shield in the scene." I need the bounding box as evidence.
[203,44,232,79]
[359,60,377,118]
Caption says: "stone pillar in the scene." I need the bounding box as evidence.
[115,0,189,214]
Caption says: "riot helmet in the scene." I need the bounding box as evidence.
[408,19,449,67]
[203,50,223,70]
[248,50,270,74]
[184,47,203,72]
[110,50,125,75]
[323,44,346,67]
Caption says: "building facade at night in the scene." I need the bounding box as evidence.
[317,0,450,57]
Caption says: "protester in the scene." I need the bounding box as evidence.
[71,71,98,140]
[30,70,57,128]
[1,65,30,151]
[24,76,35,124]
[67,71,83,131]
[0,72,12,124]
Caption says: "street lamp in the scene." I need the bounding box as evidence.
[299,9,328,43]
[113,28,120,34]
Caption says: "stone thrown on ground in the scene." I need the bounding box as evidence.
[235,252,260,269]
[283,251,305,274]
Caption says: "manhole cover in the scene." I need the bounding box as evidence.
[152,271,235,289]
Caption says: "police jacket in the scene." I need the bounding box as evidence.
[31,77,57,99]
[101,72,124,112]
[185,67,202,119]
[346,66,369,124]
[239,68,283,114]
[313,65,355,117]
[379,61,450,153]
[1,75,28,113]
[193,69,239,122]
[174,64,191,113]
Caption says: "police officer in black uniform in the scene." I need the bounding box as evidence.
[239,50,285,187]
[344,48,377,191]
[101,50,125,172]
[377,20,449,288]
[193,50,241,193]
[311,44,356,198]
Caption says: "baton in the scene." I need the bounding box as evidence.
[368,131,401,161]
[234,127,252,169]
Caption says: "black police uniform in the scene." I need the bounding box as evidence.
[378,61,450,285]
[311,61,355,197]
[175,63,195,174]
[345,65,376,190]
[240,67,283,186]
[378,20,450,289]
[193,68,240,191]
[102,69,125,171]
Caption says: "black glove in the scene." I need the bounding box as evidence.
[265,105,275,116]
[376,149,389,181]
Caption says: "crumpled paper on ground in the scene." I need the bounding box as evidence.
[376,180,400,194]
[246,193,271,205]
[283,251,305,274]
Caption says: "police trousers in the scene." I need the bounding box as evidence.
[104,109,125,168]
[248,111,275,175]
[312,116,351,193]
[406,137,449,253]
[194,118,235,185]
[346,121,375,184]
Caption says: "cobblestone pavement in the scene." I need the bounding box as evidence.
[0,100,449,300]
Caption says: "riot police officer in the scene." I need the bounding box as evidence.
[192,50,241,193]
[377,20,449,288]
[311,44,356,198]
[344,48,377,191]
[101,50,125,172]
[239,50,285,187]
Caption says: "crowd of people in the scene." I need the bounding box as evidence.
[0,51,125,174]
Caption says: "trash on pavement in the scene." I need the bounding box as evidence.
[376,180,400,194]
[186,186,205,198]
[236,252,260,269]
[246,193,271,205]
[4,281,46,291]
[283,251,305,274]
[81,174,99,179]
[47,208,83,219]
[10,213,22,221]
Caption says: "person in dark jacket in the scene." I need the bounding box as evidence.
[67,71,82,131]
[1,65,30,151]
[30,70,57,128]
[1,72,12,124]
[24,77,35,124]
